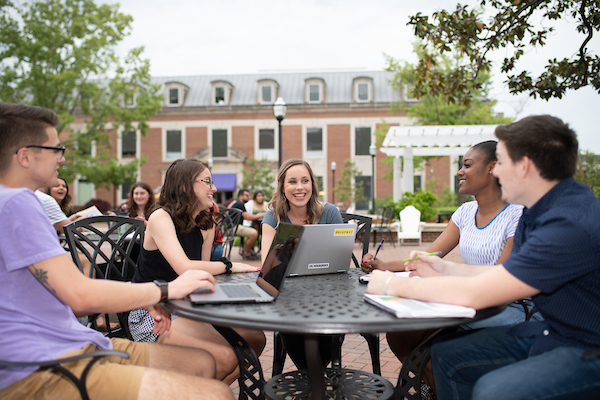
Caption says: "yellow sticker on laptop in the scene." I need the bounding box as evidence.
[334,229,354,236]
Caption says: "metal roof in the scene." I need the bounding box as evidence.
[152,70,400,107]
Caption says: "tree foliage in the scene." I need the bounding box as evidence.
[240,157,276,199]
[0,0,162,196]
[334,160,365,206]
[385,43,513,125]
[575,150,600,197]
[408,1,600,104]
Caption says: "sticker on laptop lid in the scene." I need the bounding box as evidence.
[334,229,354,236]
[308,263,330,269]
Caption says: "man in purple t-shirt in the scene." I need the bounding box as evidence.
[0,103,233,400]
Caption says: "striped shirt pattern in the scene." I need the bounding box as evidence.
[452,201,523,265]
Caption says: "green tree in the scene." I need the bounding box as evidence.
[575,150,600,197]
[385,43,513,125]
[240,157,276,199]
[334,160,365,206]
[408,1,599,104]
[0,0,162,194]
[79,157,142,207]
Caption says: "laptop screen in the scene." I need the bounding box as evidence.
[255,223,304,297]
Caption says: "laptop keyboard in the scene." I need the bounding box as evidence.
[221,284,260,298]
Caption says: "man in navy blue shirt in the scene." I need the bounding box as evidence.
[367,115,600,399]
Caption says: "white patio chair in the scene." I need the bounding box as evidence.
[397,205,425,245]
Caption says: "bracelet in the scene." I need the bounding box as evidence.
[219,257,232,275]
[384,275,394,296]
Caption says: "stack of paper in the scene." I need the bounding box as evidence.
[364,294,476,318]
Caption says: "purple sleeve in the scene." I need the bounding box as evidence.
[0,191,65,272]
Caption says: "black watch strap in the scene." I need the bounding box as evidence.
[153,279,168,302]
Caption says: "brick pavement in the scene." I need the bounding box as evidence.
[228,239,464,395]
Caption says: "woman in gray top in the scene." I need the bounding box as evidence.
[261,158,342,370]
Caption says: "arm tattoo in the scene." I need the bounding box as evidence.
[31,265,57,295]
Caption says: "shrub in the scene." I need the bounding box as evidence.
[393,191,438,222]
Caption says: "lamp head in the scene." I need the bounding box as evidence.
[273,97,287,121]
[330,161,337,171]
[369,144,377,156]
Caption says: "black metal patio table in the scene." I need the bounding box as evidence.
[164,268,504,400]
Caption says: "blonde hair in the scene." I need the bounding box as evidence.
[268,159,324,225]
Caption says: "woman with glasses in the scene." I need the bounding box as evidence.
[128,158,266,384]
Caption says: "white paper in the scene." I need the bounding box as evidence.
[364,294,476,319]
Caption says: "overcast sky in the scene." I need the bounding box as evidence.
[103,0,600,152]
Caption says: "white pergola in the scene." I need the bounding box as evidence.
[381,125,498,201]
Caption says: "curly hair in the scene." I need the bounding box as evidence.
[268,159,324,226]
[125,181,156,219]
[154,159,214,235]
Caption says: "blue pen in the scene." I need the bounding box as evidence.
[373,238,385,260]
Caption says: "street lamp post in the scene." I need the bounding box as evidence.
[330,161,337,205]
[369,144,376,214]
[273,97,287,168]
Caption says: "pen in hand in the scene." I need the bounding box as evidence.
[402,251,441,262]
[373,238,385,260]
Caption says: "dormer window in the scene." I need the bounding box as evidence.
[257,79,278,105]
[164,82,189,107]
[305,78,325,104]
[353,77,373,103]
[211,80,234,106]
[169,88,179,105]
[262,86,272,103]
[215,87,225,104]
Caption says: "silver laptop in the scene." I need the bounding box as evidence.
[286,223,357,277]
[189,223,304,304]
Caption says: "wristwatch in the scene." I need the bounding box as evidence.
[153,279,168,302]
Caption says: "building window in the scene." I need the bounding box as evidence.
[355,127,371,156]
[122,130,136,157]
[355,176,371,211]
[309,84,320,102]
[212,129,228,158]
[261,86,272,103]
[77,179,94,207]
[169,88,179,105]
[121,181,134,203]
[215,87,225,105]
[125,93,135,107]
[258,128,275,159]
[306,127,323,157]
[77,133,92,156]
[166,130,182,159]
[357,83,369,101]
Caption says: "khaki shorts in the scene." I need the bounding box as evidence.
[0,338,149,400]
[236,224,256,238]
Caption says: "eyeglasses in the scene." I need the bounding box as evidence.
[194,177,214,188]
[17,145,66,158]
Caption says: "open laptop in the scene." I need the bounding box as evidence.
[189,223,304,304]
[286,223,357,277]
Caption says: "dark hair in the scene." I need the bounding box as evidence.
[0,103,59,174]
[470,140,497,165]
[125,181,156,219]
[238,189,249,198]
[495,115,578,181]
[268,158,324,225]
[253,190,264,202]
[156,159,214,234]
[44,176,72,215]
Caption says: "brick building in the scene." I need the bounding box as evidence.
[69,70,460,212]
